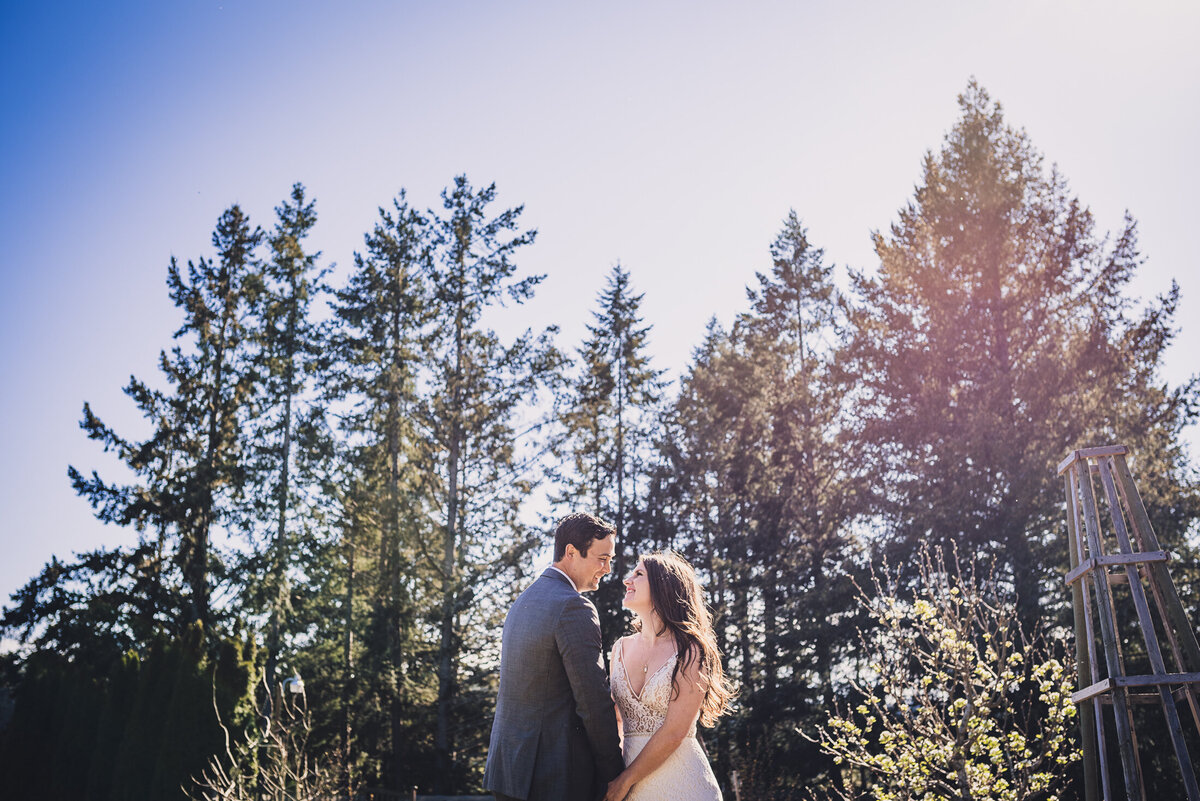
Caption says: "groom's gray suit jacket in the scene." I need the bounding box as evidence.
[484,568,624,801]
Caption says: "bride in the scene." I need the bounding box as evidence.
[604,551,734,801]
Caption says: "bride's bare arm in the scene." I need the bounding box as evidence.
[603,647,706,801]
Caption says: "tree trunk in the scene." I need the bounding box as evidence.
[342,519,357,798]
[265,305,298,721]
[434,293,466,793]
[386,305,409,793]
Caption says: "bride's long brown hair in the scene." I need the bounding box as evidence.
[634,550,734,727]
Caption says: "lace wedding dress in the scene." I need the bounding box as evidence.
[610,638,723,800]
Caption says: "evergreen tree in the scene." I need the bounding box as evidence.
[236,184,331,717]
[4,203,266,801]
[0,626,255,801]
[63,204,263,634]
[734,214,865,796]
[559,263,665,645]
[661,319,759,791]
[324,191,434,791]
[169,207,265,626]
[420,175,562,791]
[2,545,173,662]
[846,80,1200,629]
[655,217,867,798]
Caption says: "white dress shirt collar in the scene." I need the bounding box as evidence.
[549,565,578,593]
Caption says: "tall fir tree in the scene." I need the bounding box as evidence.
[660,319,758,791]
[846,80,1200,629]
[324,191,435,791]
[420,175,562,791]
[559,263,665,645]
[5,203,266,801]
[658,217,866,799]
[236,184,332,718]
[172,206,264,627]
[733,214,865,797]
[67,204,264,633]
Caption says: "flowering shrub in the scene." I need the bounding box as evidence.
[809,546,1079,801]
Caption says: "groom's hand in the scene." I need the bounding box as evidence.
[602,774,633,801]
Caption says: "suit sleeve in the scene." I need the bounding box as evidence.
[555,594,625,783]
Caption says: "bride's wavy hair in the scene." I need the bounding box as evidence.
[635,550,734,727]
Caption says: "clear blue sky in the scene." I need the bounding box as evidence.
[2,0,1198,614]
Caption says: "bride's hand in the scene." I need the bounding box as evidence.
[603,773,633,801]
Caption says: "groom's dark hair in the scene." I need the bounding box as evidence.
[554,513,616,561]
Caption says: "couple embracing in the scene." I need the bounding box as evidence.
[485,513,734,801]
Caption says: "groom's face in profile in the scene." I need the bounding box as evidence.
[568,534,616,593]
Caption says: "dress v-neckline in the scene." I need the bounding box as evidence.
[619,639,677,701]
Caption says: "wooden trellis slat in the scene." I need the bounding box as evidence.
[1060,446,1200,801]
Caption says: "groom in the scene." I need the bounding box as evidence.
[484,513,624,801]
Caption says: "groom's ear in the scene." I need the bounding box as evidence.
[564,544,577,559]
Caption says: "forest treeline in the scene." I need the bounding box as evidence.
[3,83,1198,800]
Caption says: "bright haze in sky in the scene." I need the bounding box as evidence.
[2,1,1197,611]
